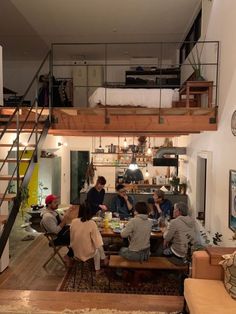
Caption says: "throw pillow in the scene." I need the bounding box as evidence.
[219,250,236,299]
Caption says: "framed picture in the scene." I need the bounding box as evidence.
[229,170,236,231]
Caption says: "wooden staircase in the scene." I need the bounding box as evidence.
[0,50,52,259]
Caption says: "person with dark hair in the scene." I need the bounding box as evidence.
[70,202,108,274]
[163,202,197,261]
[40,194,74,266]
[148,189,172,219]
[119,202,152,261]
[86,176,107,216]
[110,184,134,219]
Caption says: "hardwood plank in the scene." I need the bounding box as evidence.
[0,235,66,291]
[0,289,184,312]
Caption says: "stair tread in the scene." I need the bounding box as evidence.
[0,215,8,225]
[0,175,24,180]
[0,193,16,201]
[0,158,31,163]
[0,143,36,147]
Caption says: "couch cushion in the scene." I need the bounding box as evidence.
[220,250,236,299]
[184,278,236,314]
[192,250,223,280]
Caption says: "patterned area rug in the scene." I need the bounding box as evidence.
[58,263,181,295]
[0,305,178,314]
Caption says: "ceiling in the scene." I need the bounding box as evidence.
[0,0,201,61]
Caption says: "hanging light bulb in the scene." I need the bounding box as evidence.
[128,154,138,170]
[145,169,150,177]
[147,137,152,155]
[123,137,128,148]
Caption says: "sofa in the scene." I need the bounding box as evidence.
[184,250,236,314]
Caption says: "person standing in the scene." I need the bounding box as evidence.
[110,184,134,219]
[86,176,107,216]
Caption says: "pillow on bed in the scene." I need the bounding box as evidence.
[219,250,236,299]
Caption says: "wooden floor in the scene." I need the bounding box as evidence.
[0,235,67,291]
[0,235,184,312]
[0,289,183,312]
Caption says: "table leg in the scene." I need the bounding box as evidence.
[208,85,213,108]
[186,87,190,108]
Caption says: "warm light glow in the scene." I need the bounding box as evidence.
[147,147,152,155]
[21,142,28,147]
[128,163,138,170]
[123,137,128,148]
[145,169,149,177]
[58,142,67,147]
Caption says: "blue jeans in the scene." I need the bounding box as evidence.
[119,247,150,262]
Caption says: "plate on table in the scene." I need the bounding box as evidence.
[113,228,122,234]
[151,226,161,232]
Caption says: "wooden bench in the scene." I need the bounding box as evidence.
[109,255,188,270]
[108,255,188,290]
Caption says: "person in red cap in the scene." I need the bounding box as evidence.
[41,194,74,266]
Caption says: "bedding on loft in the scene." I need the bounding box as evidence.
[89,87,179,108]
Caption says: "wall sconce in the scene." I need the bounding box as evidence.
[58,142,68,147]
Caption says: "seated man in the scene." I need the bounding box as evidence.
[70,201,108,275]
[163,202,197,262]
[119,202,152,262]
[110,184,134,219]
[41,194,74,266]
[86,176,107,216]
[148,189,172,220]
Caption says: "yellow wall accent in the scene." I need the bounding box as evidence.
[20,150,38,206]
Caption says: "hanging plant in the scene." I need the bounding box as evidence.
[19,186,30,219]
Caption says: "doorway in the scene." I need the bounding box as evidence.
[196,151,212,229]
[70,151,89,204]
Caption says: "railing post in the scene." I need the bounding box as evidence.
[49,48,53,123]
[35,74,39,163]
[16,104,20,194]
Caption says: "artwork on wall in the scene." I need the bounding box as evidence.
[229,170,236,231]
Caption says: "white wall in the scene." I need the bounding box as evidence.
[186,0,236,244]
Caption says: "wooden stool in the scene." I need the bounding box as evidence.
[179,81,213,108]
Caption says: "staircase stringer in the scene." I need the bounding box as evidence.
[0,119,50,258]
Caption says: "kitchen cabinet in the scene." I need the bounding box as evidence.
[73,65,103,107]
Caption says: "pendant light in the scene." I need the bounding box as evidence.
[123,137,128,148]
[147,137,152,155]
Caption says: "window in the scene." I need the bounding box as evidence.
[180,9,202,64]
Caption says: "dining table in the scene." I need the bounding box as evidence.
[99,225,164,239]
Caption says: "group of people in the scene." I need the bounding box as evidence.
[41,175,198,272]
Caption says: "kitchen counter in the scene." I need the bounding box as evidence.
[80,191,187,207]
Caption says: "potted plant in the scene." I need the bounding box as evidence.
[188,46,205,81]
[19,186,30,220]
[169,176,180,194]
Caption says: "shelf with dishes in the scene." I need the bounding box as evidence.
[92,151,150,167]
